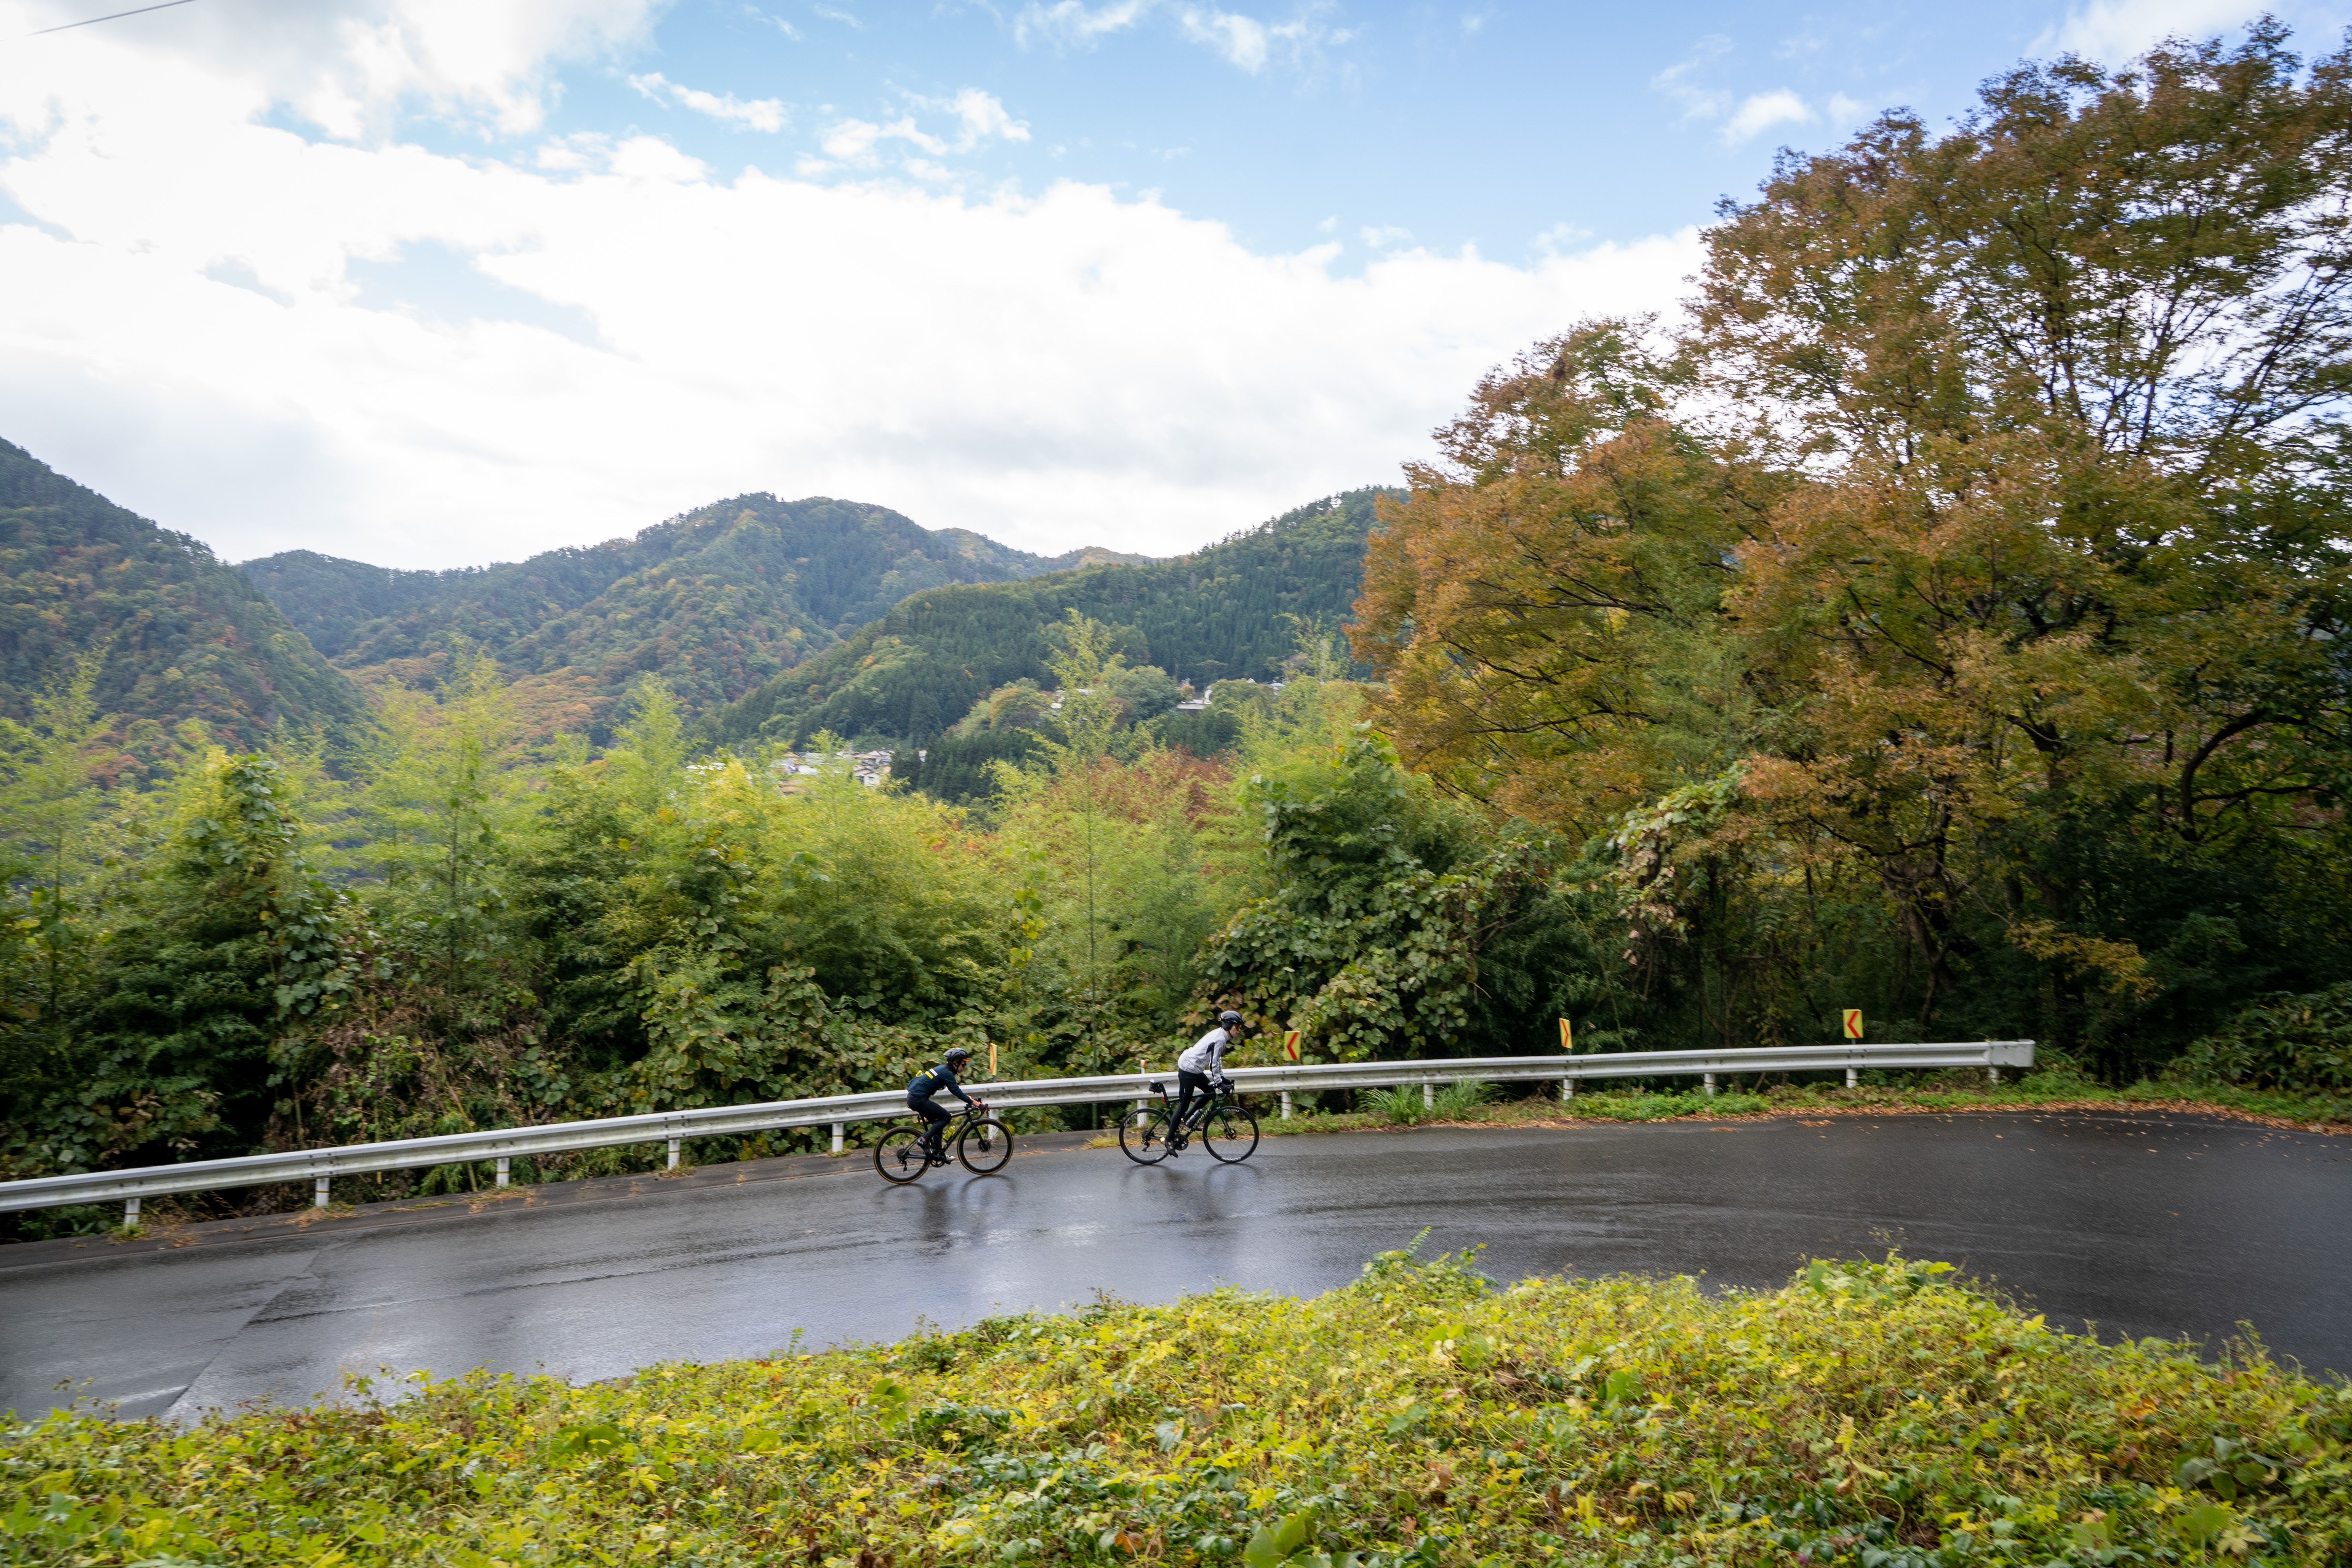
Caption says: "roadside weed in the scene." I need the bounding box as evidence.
[4,1256,2347,1566]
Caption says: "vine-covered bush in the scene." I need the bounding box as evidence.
[2170,985,2352,1091]
[8,1255,2349,1566]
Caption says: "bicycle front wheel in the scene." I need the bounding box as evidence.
[1202,1101,1259,1163]
[958,1117,1014,1174]
[875,1126,930,1184]
[1118,1105,1171,1165]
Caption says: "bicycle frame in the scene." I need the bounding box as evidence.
[1149,1077,1238,1136]
[924,1099,991,1147]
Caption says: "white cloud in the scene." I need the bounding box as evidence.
[0,0,667,140]
[1176,6,1270,69]
[1013,0,1338,75]
[0,2,1698,569]
[810,3,865,27]
[742,4,804,41]
[2035,0,2261,62]
[935,86,1032,147]
[813,88,1030,170]
[1533,220,1593,254]
[1721,88,1814,145]
[1015,0,1157,49]
[1651,41,1823,148]
[627,72,788,133]
[1359,224,1413,250]
[1651,34,1735,123]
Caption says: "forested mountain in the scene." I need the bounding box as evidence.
[240,497,1149,735]
[705,488,1392,747]
[0,439,366,770]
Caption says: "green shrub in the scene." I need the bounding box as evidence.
[7,1255,2348,1566]
[1429,1078,1496,1118]
[1362,1084,1428,1125]
[1575,1089,1767,1119]
[2171,983,2352,1090]
[1363,1078,1496,1125]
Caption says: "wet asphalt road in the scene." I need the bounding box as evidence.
[3,1109,2347,1423]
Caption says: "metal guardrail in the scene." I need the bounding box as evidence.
[0,1040,2033,1221]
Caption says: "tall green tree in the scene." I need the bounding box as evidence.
[357,654,532,1026]
[1357,22,2352,1071]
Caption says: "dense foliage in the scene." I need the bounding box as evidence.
[1356,28,2352,1080]
[704,490,1389,750]
[10,1254,2350,1566]
[0,440,366,768]
[240,497,1147,739]
[2168,984,2352,1092]
[3,626,1614,1226]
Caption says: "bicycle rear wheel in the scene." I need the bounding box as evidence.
[958,1117,1013,1174]
[875,1126,930,1184]
[1118,1105,1171,1164]
[1202,1101,1259,1163]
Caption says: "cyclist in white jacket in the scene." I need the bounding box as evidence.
[1171,1011,1244,1144]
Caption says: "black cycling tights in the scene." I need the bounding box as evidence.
[1172,1069,1212,1131]
[910,1096,953,1141]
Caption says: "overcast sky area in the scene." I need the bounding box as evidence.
[1,0,2344,568]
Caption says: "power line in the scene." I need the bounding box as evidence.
[23,0,197,38]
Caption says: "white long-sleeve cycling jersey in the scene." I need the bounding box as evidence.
[1176,1026,1231,1076]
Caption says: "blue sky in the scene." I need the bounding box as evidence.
[554,0,2311,257]
[1,0,2342,565]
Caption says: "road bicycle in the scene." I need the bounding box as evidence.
[1118,1074,1259,1165]
[874,1099,1013,1184]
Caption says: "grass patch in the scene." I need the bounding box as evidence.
[7,1253,2349,1566]
[1221,1075,2352,1142]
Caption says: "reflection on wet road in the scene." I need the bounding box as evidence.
[3,1109,2344,1422]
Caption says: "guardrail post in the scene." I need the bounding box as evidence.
[312,1176,329,1208]
[1279,1092,1292,1120]
[1422,1081,1434,1110]
[1845,1068,1858,1089]
[831,1122,845,1155]
[123,1196,139,1227]
[1703,1072,1716,1097]
[1987,1065,2001,1085]
[666,1138,681,1170]
[495,1157,510,1188]
[1561,1075,1575,1100]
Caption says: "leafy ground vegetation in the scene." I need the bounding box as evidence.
[8,1254,2350,1567]
[1233,1076,2352,1142]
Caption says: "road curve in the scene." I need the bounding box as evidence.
[3,1108,2346,1423]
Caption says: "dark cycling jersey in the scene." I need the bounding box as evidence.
[907,1064,973,1105]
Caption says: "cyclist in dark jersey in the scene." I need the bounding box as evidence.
[908,1047,977,1156]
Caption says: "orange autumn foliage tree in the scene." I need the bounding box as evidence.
[1357,25,2352,1072]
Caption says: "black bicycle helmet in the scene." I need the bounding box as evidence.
[945,1046,974,1067]
[1218,1010,1243,1030]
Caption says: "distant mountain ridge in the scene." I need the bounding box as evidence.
[704,487,1393,749]
[241,496,1152,735]
[0,438,366,770]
